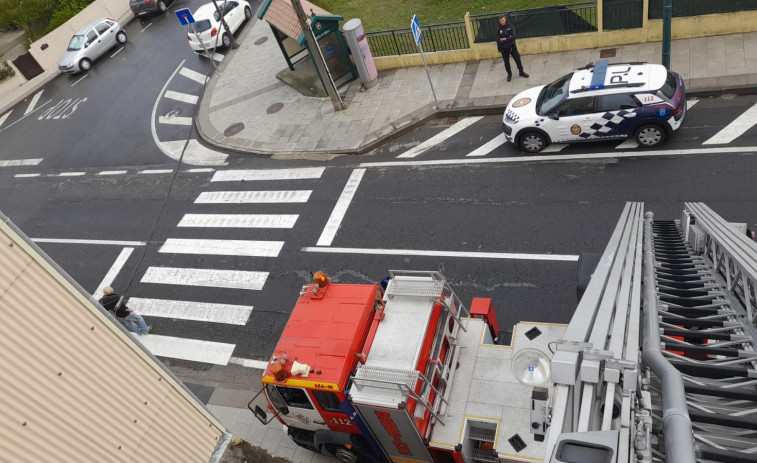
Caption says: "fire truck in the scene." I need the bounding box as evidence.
[248,202,757,463]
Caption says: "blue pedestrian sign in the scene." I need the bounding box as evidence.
[411,15,422,46]
[175,8,195,25]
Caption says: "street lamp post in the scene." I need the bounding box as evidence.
[662,0,672,69]
[210,0,239,50]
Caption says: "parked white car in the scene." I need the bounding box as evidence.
[187,0,252,52]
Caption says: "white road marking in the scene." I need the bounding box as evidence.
[159,115,193,126]
[139,334,235,366]
[466,133,506,157]
[687,99,699,110]
[0,110,11,128]
[703,102,757,145]
[159,238,284,257]
[24,90,43,116]
[93,247,134,296]
[98,170,128,175]
[141,267,269,291]
[360,146,757,168]
[127,298,253,325]
[15,173,40,178]
[164,90,199,104]
[229,357,269,369]
[0,158,42,167]
[178,213,298,228]
[57,172,86,176]
[317,169,364,246]
[32,238,147,246]
[110,46,124,58]
[141,22,153,32]
[0,99,51,134]
[615,139,639,150]
[541,143,569,153]
[211,167,325,182]
[195,190,312,204]
[303,246,579,262]
[159,139,228,166]
[201,52,225,62]
[396,116,483,158]
[70,75,88,87]
[185,168,215,173]
[138,169,174,174]
[179,67,208,85]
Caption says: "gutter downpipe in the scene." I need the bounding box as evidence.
[641,211,697,463]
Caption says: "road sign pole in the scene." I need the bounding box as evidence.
[418,41,438,110]
[411,15,438,110]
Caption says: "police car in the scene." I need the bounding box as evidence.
[502,60,686,153]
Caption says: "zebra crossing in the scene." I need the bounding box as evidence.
[117,166,321,366]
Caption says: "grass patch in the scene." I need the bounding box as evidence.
[311,0,574,31]
[0,64,16,82]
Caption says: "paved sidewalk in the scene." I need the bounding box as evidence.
[197,20,757,158]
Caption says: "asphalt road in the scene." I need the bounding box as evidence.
[1,12,756,371]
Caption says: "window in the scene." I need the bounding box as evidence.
[556,97,595,117]
[658,72,678,100]
[224,2,237,14]
[95,22,110,35]
[85,30,98,45]
[274,386,314,409]
[597,94,640,112]
[538,73,573,115]
[313,390,342,413]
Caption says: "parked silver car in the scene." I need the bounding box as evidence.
[58,18,127,74]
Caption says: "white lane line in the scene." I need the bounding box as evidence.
[93,247,134,296]
[57,172,86,176]
[0,110,12,128]
[164,90,199,105]
[178,214,298,228]
[159,139,228,166]
[0,158,43,167]
[466,133,506,157]
[317,169,364,246]
[33,238,147,246]
[0,99,52,134]
[195,190,312,204]
[159,115,193,126]
[229,357,269,369]
[138,169,174,174]
[141,22,153,32]
[615,139,639,150]
[98,170,128,175]
[212,53,225,62]
[687,99,699,110]
[211,167,325,182]
[541,143,569,153]
[127,298,253,325]
[15,173,40,178]
[703,102,757,145]
[24,90,43,116]
[159,238,284,257]
[303,246,579,262]
[70,75,88,88]
[185,168,215,173]
[396,116,483,158]
[139,335,235,366]
[360,146,757,168]
[141,267,269,290]
[110,46,124,58]
[179,67,208,85]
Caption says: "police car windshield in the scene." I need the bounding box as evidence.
[538,73,573,115]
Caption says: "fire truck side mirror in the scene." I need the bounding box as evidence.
[247,388,278,425]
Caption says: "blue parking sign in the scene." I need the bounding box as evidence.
[175,8,195,25]
[411,15,422,46]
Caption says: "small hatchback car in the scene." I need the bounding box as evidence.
[130,0,174,19]
[502,60,686,153]
[58,18,126,74]
[187,0,252,52]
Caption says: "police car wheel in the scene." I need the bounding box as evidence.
[635,124,666,148]
[519,132,547,153]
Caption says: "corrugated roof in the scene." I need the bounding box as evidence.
[260,0,332,41]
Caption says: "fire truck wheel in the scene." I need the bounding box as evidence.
[325,444,359,463]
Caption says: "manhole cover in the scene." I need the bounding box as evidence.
[224,122,245,137]
[254,36,268,45]
[165,109,180,118]
[267,102,284,114]
[599,48,617,58]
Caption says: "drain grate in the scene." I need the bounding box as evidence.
[224,122,245,137]
[266,102,284,114]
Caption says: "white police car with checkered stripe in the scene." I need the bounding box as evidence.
[502,60,686,153]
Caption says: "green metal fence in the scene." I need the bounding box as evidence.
[470,2,597,43]
[365,22,468,57]
[648,0,757,18]
[604,0,643,30]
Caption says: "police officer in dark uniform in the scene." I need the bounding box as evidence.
[497,14,529,82]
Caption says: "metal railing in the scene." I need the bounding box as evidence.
[470,2,597,43]
[365,22,468,57]
[649,0,757,18]
[603,0,643,30]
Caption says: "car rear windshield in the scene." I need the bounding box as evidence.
[189,19,212,33]
[67,35,85,51]
[659,72,677,99]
